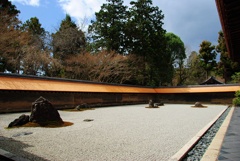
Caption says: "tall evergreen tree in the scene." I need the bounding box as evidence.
[199,41,217,79]
[59,14,77,31]
[22,17,45,35]
[216,31,239,83]
[21,17,46,49]
[89,0,127,54]
[185,51,205,85]
[52,14,86,77]
[52,14,86,62]
[126,0,166,86]
[20,17,57,75]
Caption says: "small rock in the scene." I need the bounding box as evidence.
[8,114,30,128]
[149,100,154,108]
[12,132,33,137]
[83,119,94,122]
[76,103,89,110]
[194,102,204,107]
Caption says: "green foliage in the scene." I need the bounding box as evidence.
[126,0,166,86]
[52,14,86,63]
[199,41,217,79]
[0,0,20,16]
[233,90,240,106]
[89,0,167,86]
[165,33,186,62]
[184,51,206,85]
[235,90,240,97]
[216,31,240,83]
[21,17,45,36]
[89,0,127,54]
[165,32,186,85]
[21,17,47,51]
[231,72,240,83]
[59,14,77,31]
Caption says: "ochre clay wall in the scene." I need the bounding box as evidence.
[0,91,154,113]
[0,73,238,113]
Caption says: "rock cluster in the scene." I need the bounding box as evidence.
[191,102,207,108]
[8,96,63,127]
[146,99,164,108]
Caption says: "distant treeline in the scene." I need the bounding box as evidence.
[1,0,239,86]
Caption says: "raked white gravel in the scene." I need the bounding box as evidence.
[0,104,227,161]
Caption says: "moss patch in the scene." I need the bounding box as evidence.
[191,106,208,108]
[145,106,160,108]
[7,121,73,128]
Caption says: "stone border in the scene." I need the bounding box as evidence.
[169,107,228,161]
[201,107,235,161]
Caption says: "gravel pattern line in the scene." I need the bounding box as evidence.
[0,104,227,161]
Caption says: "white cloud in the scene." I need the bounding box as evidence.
[57,0,104,29]
[10,0,40,6]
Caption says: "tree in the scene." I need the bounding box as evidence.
[126,0,166,86]
[19,17,59,76]
[21,17,45,35]
[89,0,127,54]
[231,72,240,83]
[184,51,205,85]
[216,31,239,83]
[64,51,142,84]
[0,0,29,73]
[21,17,46,49]
[165,33,186,85]
[199,41,217,79]
[52,14,86,64]
[88,0,167,86]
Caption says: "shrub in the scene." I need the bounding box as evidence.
[233,90,240,106]
[231,72,240,83]
[235,90,240,98]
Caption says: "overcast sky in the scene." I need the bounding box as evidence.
[10,0,222,54]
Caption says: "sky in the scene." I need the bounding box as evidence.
[10,0,222,54]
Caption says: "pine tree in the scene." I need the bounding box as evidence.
[51,14,86,78]
[126,0,166,86]
[199,41,217,79]
[89,0,127,54]
[52,14,86,62]
[216,31,239,83]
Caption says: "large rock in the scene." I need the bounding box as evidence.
[29,96,63,126]
[8,114,29,128]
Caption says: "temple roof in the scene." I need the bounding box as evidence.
[200,76,224,85]
[215,0,240,62]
